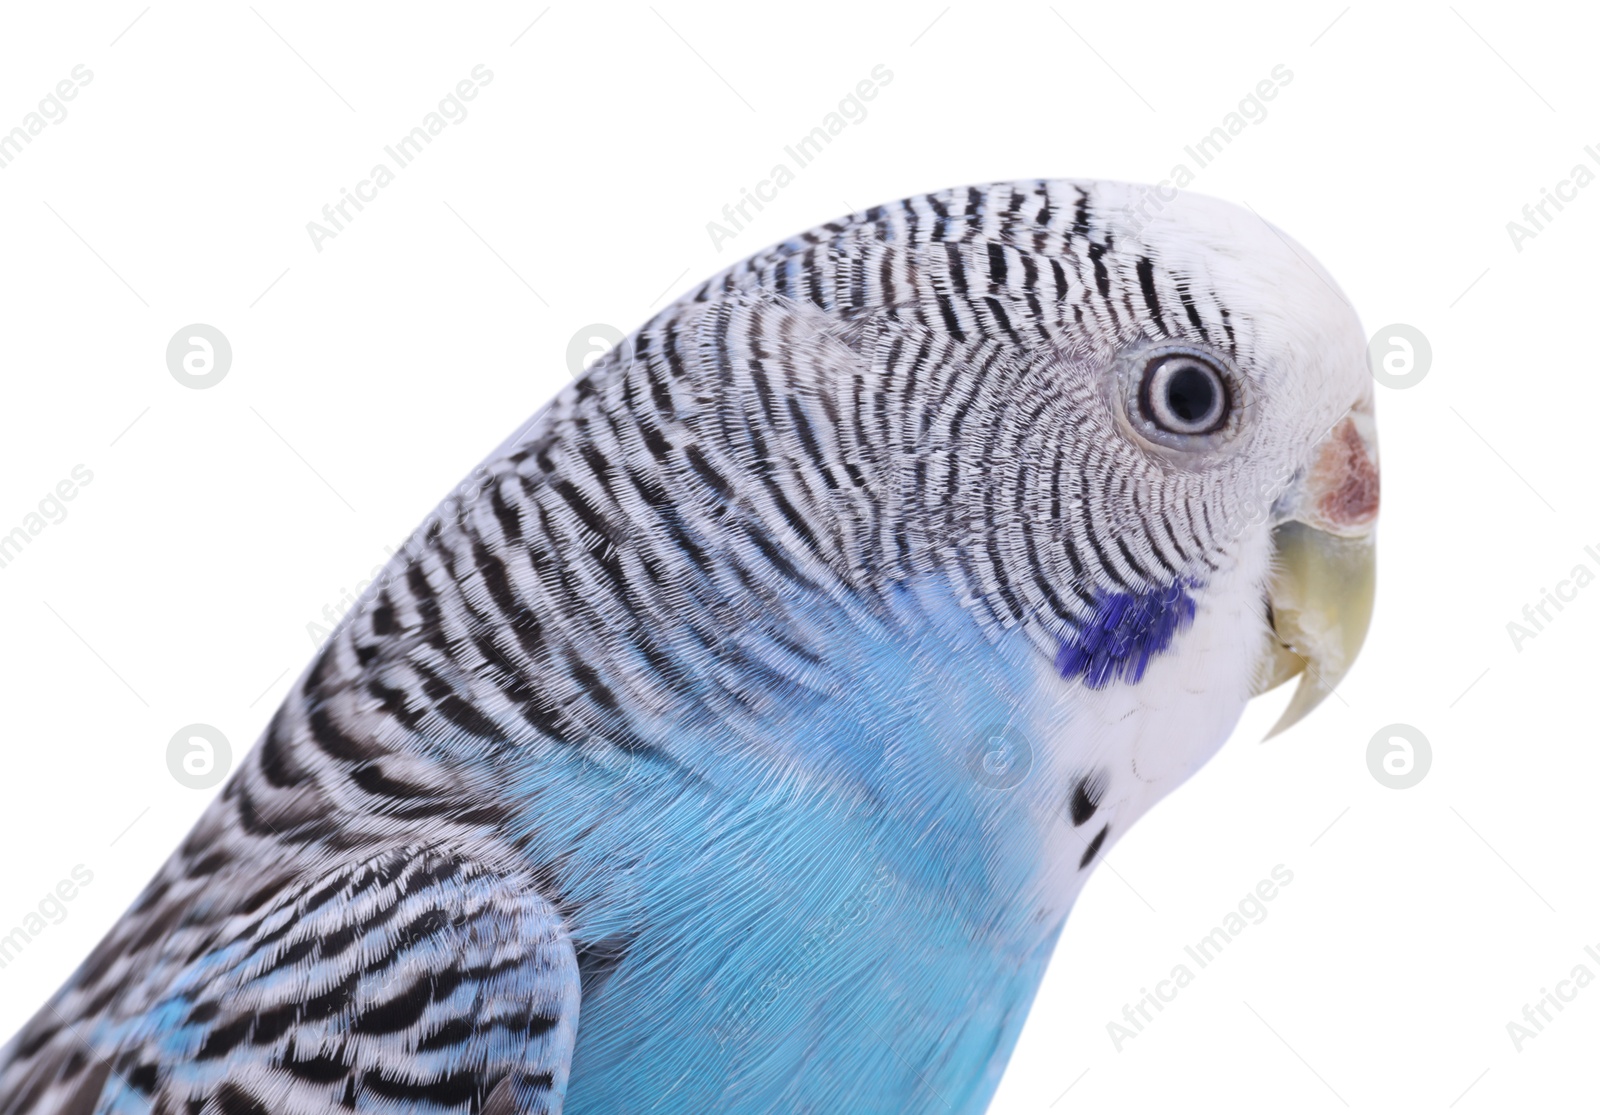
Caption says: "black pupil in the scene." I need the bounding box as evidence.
[1165,364,1217,424]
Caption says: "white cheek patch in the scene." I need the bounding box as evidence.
[1019,536,1273,907]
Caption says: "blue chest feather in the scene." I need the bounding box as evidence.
[509,578,1073,1113]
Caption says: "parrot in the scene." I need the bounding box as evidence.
[0,179,1378,1114]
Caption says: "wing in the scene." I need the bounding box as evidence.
[9,848,578,1115]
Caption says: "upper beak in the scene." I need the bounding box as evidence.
[1253,403,1379,738]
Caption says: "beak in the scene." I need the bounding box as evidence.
[1253,404,1379,738]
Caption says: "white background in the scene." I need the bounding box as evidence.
[0,2,1592,1111]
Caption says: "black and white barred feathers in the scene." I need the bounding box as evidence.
[0,180,1374,1115]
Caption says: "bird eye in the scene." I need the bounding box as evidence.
[1139,354,1229,436]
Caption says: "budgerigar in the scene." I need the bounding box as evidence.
[0,180,1378,1114]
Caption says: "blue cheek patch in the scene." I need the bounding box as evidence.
[1055,581,1198,688]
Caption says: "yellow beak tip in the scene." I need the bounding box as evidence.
[1253,521,1376,740]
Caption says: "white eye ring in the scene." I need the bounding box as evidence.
[1107,343,1247,461]
[1141,354,1229,436]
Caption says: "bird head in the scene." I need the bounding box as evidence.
[607,179,1378,751]
[1062,181,1378,736]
